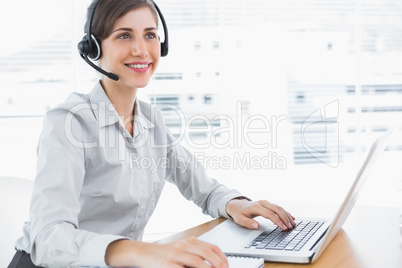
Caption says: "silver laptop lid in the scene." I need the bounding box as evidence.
[311,130,392,262]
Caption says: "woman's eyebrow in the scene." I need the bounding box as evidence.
[112,27,157,33]
[145,27,157,31]
[112,27,133,33]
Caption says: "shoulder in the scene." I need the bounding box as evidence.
[44,91,95,126]
[47,92,90,116]
[41,91,97,145]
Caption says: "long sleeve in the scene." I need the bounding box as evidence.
[165,129,243,219]
[28,99,124,267]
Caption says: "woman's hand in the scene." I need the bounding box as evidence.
[105,237,229,268]
[226,199,296,231]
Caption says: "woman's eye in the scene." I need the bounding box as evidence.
[118,33,130,39]
[145,32,157,39]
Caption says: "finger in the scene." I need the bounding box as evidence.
[262,201,296,229]
[254,201,291,230]
[286,211,297,227]
[187,237,228,262]
[177,252,211,268]
[233,214,260,230]
[245,203,288,231]
[278,207,294,229]
[185,237,229,267]
[184,246,227,268]
[288,211,295,220]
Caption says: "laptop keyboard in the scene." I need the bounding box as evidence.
[244,220,325,251]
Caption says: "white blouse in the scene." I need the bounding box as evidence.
[14,81,242,267]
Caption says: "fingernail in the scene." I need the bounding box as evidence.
[287,221,293,229]
[282,224,288,230]
[252,222,259,229]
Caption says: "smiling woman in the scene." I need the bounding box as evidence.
[2,0,402,267]
[6,1,296,267]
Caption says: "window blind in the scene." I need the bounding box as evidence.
[0,0,401,166]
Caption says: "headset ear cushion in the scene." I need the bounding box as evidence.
[77,36,90,56]
[88,35,102,61]
[161,42,168,57]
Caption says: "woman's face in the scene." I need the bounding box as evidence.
[100,7,160,90]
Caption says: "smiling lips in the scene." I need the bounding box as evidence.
[125,62,152,73]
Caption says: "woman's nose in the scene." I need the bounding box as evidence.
[131,39,148,58]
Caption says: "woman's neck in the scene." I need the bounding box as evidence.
[101,80,138,135]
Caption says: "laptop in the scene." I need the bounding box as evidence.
[199,131,392,264]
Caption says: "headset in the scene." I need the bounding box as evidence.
[77,0,169,81]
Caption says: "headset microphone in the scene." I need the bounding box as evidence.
[77,0,169,82]
[80,53,120,81]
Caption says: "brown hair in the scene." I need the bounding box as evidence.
[85,0,159,42]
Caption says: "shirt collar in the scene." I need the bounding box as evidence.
[134,98,155,131]
[88,81,155,131]
[88,81,119,128]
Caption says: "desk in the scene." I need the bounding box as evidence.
[157,206,402,268]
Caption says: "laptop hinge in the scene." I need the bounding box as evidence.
[309,227,328,251]
[309,252,315,262]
